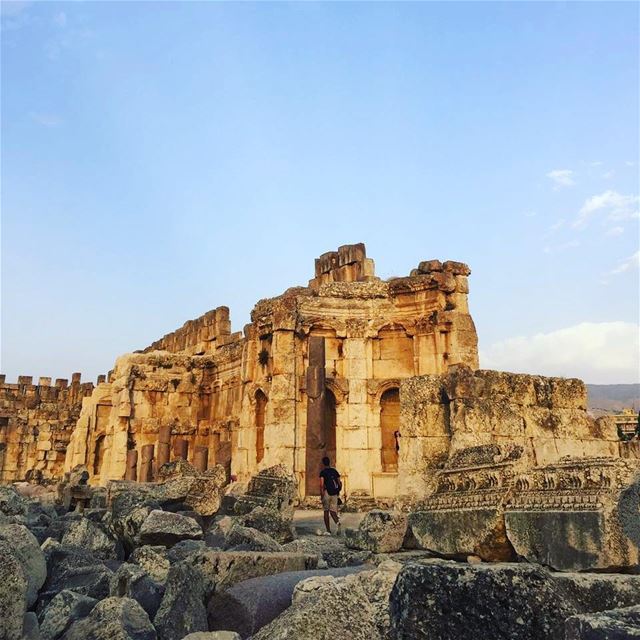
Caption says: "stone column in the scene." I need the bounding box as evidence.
[194,446,208,473]
[174,438,188,461]
[125,450,138,481]
[157,425,171,469]
[140,444,154,482]
[305,336,326,495]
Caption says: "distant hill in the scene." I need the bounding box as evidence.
[586,384,640,416]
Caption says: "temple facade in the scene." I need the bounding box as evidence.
[62,243,479,497]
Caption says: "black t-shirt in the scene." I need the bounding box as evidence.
[319,467,341,495]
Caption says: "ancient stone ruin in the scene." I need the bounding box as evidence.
[0,243,638,640]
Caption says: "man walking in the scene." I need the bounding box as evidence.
[319,456,342,535]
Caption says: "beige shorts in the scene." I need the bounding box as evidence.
[322,493,339,512]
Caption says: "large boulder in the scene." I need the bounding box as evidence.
[38,545,113,611]
[0,538,28,640]
[39,590,97,640]
[389,559,640,640]
[251,571,379,640]
[390,560,574,639]
[207,566,371,637]
[183,465,228,516]
[60,597,156,640]
[240,506,296,544]
[565,605,640,639]
[138,510,203,547]
[345,510,408,553]
[0,485,28,517]
[223,523,283,552]
[61,518,124,561]
[128,546,170,584]
[109,563,165,619]
[153,561,207,640]
[110,491,161,553]
[233,466,297,517]
[185,550,318,597]
[0,523,46,608]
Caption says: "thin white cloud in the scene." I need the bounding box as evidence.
[589,161,603,167]
[549,218,565,232]
[546,169,576,189]
[573,190,640,228]
[602,170,615,179]
[53,11,66,28]
[604,226,624,237]
[29,111,62,127]
[480,321,640,384]
[523,210,537,218]
[610,251,640,275]
[626,161,636,167]
[543,239,580,254]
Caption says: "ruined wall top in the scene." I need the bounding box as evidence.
[143,305,240,356]
[308,243,376,290]
[0,373,96,397]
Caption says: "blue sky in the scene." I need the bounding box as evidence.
[2,1,638,384]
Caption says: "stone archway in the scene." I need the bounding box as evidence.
[380,388,400,472]
[255,390,267,464]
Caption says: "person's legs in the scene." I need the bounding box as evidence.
[322,493,332,533]
[329,510,339,524]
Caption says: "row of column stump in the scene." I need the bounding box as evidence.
[124,425,210,482]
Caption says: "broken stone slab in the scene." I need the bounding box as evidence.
[0,523,47,608]
[61,518,124,561]
[109,562,165,619]
[138,510,203,547]
[38,544,114,612]
[39,590,97,640]
[0,485,29,517]
[110,491,162,553]
[504,458,640,571]
[239,506,296,544]
[389,559,640,640]
[0,538,28,640]
[223,523,283,553]
[60,596,156,640]
[233,465,297,517]
[345,510,408,553]
[251,570,379,640]
[281,536,373,568]
[206,565,371,637]
[564,605,640,639]
[153,561,207,640]
[129,546,170,584]
[185,550,319,597]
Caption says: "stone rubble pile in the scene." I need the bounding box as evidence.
[1,464,640,640]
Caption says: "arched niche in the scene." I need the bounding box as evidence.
[380,388,400,472]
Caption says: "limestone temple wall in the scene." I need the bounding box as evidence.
[397,365,622,496]
[61,243,479,498]
[401,365,639,570]
[0,374,95,482]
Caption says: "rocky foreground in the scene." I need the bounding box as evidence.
[0,463,639,640]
